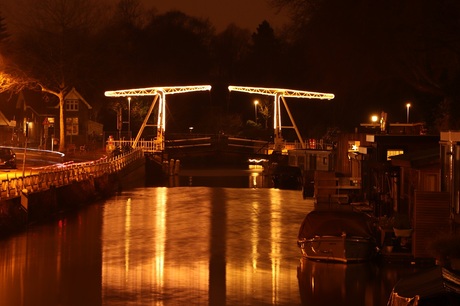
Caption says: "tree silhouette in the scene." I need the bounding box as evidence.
[0,13,9,44]
[5,0,104,151]
[210,23,251,84]
[242,20,282,86]
[270,0,460,131]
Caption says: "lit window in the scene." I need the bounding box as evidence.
[348,141,360,152]
[66,117,79,135]
[387,150,404,160]
[66,99,79,111]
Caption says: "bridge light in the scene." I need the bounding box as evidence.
[406,103,411,123]
[127,97,131,137]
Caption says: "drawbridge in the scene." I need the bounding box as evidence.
[228,86,334,151]
[105,85,211,151]
[104,85,334,153]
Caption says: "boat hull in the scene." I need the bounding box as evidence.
[298,236,376,263]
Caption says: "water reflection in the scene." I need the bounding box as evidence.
[0,204,103,306]
[171,168,270,188]
[98,187,308,305]
[297,259,419,306]
[0,181,427,306]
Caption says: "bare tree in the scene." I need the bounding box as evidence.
[5,0,106,151]
[0,54,35,93]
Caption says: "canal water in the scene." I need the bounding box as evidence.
[0,169,423,306]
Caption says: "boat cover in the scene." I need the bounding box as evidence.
[387,267,460,306]
[298,209,375,240]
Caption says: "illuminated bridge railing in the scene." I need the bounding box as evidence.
[110,139,157,153]
[0,148,144,200]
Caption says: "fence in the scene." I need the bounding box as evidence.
[0,148,144,200]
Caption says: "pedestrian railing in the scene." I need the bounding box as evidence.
[0,148,144,200]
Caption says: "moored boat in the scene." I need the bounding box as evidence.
[271,165,303,190]
[387,266,460,306]
[297,209,378,263]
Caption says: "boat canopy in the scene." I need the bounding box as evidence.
[298,210,376,239]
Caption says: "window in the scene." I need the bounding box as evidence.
[66,99,79,111]
[66,117,79,135]
[387,149,404,160]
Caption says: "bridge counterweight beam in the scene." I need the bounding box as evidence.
[133,95,159,148]
[274,93,284,152]
[155,91,166,151]
[281,96,306,149]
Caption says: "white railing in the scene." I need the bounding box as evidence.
[0,148,145,200]
[109,139,157,153]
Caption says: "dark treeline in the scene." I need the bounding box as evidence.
[1,0,460,140]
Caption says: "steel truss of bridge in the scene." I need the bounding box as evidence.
[104,85,334,153]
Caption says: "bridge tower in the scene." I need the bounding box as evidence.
[105,85,211,151]
[228,86,334,152]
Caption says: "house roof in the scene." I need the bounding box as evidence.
[64,87,92,109]
[13,90,57,116]
[1,87,92,115]
[0,92,20,119]
[390,147,439,168]
[0,110,13,127]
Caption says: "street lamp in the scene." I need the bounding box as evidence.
[127,97,131,138]
[371,115,379,123]
[406,103,411,123]
[254,100,259,123]
[22,121,29,177]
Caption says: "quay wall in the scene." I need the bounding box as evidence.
[0,149,146,238]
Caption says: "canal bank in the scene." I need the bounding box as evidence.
[0,149,146,238]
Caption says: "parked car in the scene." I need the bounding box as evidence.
[0,148,16,169]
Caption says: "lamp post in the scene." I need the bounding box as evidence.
[254,100,259,123]
[406,103,411,123]
[127,97,131,138]
[22,121,29,178]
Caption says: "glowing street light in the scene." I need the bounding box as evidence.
[406,103,411,123]
[254,100,259,123]
[371,115,379,123]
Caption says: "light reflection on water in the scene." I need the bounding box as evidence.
[0,172,421,306]
[101,187,310,306]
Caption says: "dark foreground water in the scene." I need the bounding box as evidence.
[0,170,422,305]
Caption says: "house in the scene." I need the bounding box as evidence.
[15,90,57,149]
[332,123,458,260]
[440,131,460,228]
[0,109,16,145]
[58,87,103,151]
[0,88,103,151]
[389,147,450,259]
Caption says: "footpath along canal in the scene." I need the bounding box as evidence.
[0,148,146,237]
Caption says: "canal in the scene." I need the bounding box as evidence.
[0,169,423,305]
